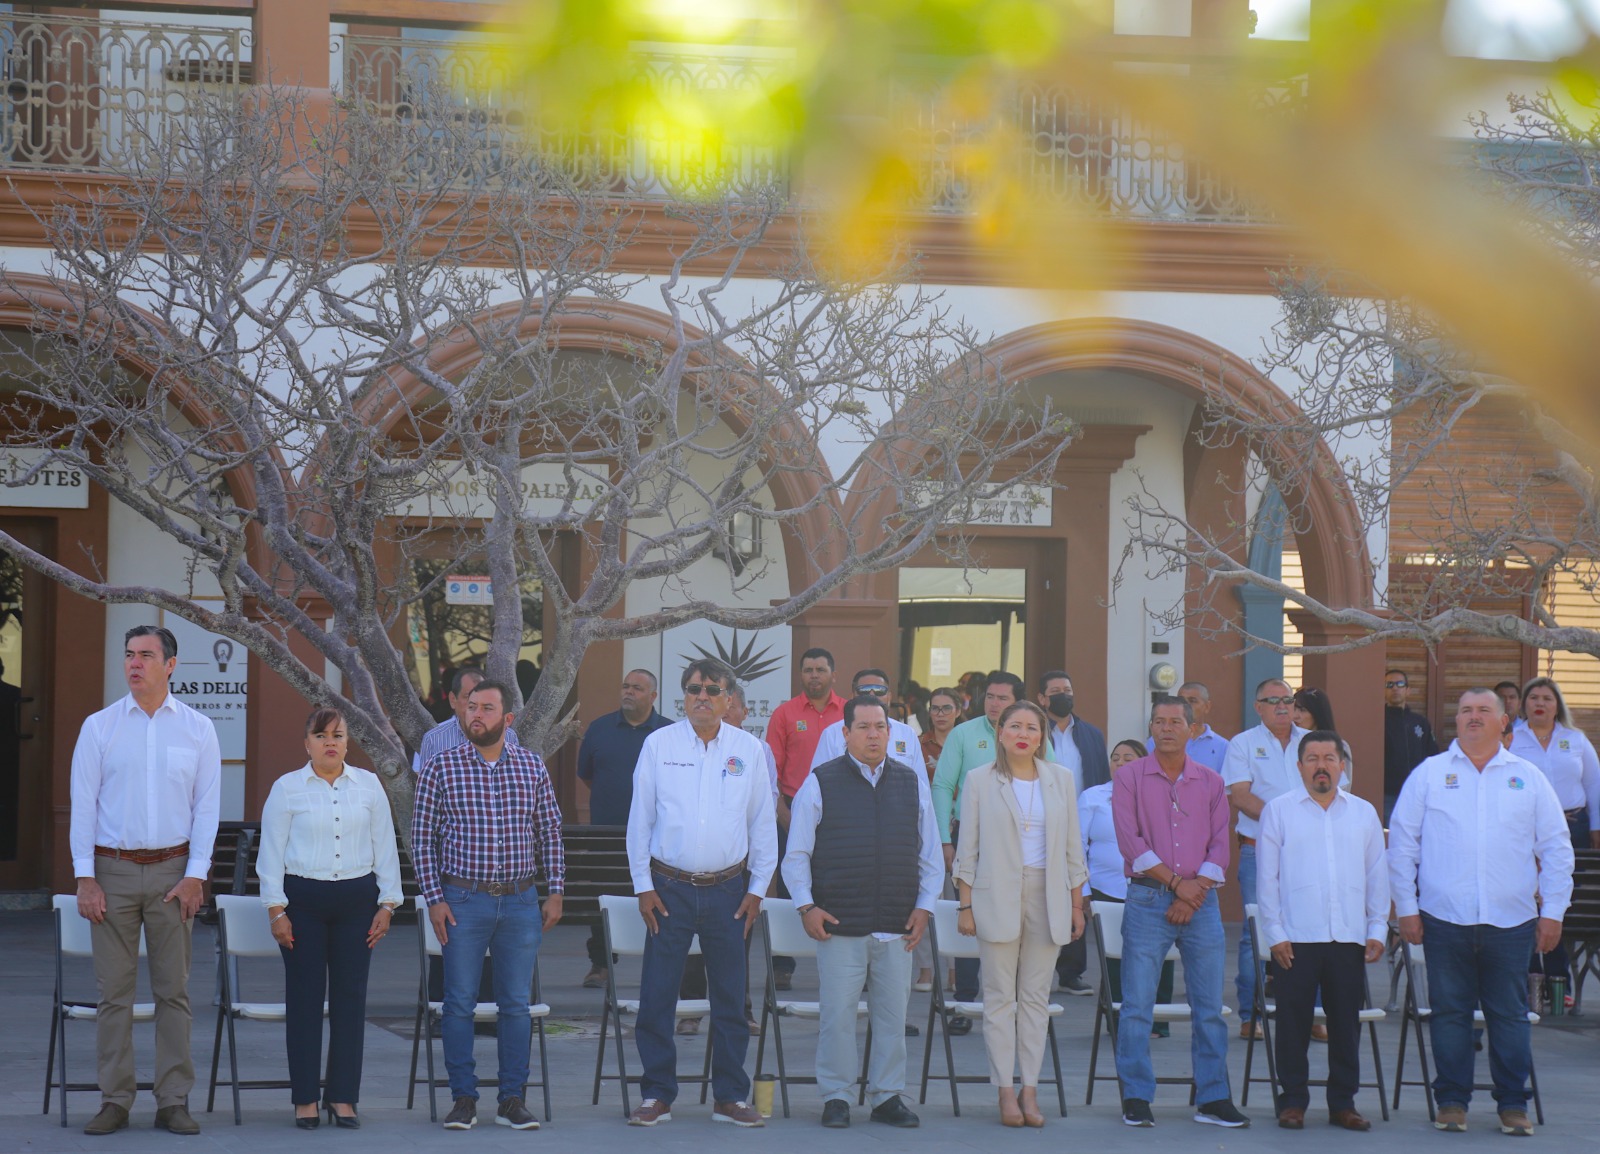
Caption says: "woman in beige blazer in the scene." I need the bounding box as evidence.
[953,700,1089,1127]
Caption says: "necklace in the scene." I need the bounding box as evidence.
[1015,777,1038,832]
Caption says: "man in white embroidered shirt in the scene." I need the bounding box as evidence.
[1389,688,1574,1138]
[1257,730,1388,1132]
[624,659,777,1129]
[69,625,221,1137]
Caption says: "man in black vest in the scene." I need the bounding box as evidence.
[782,696,943,1129]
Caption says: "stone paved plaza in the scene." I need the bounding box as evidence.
[2,910,1592,1152]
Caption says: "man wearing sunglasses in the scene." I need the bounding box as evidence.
[809,670,920,772]
[625,660,777,1128]
[1221,678,1318,1039]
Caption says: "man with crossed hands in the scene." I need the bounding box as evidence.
[1257,729,1388,1132]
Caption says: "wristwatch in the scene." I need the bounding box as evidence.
[796,903,816,916]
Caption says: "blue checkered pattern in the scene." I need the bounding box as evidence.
[411,741,565,906]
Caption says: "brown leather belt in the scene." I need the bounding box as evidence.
[1564,805,1586,819]
[1238,835,1256,847]
[650,858,746,886]
[441,873,537,897]
[95,843,188,865]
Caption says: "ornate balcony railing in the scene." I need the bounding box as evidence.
[0,12,247,170]
[338,33,1301,222]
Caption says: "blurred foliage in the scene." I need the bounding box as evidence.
[494,0,1600,463]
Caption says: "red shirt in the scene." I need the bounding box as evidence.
[767,691,845,799]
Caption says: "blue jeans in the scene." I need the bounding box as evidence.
[1234,843,1257,1021]
[1422,913,1535,1113]
[438,883,545,1102]
[636,872,751,1105]
[1116,885,1231,1104]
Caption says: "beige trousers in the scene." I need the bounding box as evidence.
[978,866,1060,1087]
[92,855,194,1108]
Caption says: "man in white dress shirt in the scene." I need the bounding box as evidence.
[785,696,941,1129]
[625,659,776,1128]
[809,669,920,770]
[1257,730,1388,1132]
[1222,677,1311,1037]
[1389,688,1574,1137]
[70,625,221,1136]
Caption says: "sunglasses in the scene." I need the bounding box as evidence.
[1257,695,1294,706]
[855,684,890,696]
[684,683,725,698]
[1385,681,1407,689]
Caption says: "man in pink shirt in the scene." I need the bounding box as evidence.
[1110,695,1245,1130]
[765,648,845,988]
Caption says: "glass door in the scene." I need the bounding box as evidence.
[898,566,1028,688]
[0,520,48,889]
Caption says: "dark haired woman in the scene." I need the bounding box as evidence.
[259,708,403,1128]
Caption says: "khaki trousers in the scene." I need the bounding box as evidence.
[91,856,194,1108]
[978,866,1059,1087]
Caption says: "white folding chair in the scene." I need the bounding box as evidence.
[752,898,871,1118]
[1085,899,1231,1104]
[1238,904,1388,1119]
[43,895,153,1127]
[206,893,328,1125]
[1393,938,1543,1124]
[405,894,553,1122]
[918,899,1067,1116]
[591,894,715,1117]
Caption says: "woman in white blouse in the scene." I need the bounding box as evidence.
[259,708,403,1129]
[953,701,1088,1127]
[1511,677,1600,849]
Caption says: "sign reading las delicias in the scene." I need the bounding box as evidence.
[162,614,248,760]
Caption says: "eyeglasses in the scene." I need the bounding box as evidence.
[1384,681,1407,689]
[684,683,725,698]
[1257,695,1294,706]
[856,684,890,696]
[929,703,957,713]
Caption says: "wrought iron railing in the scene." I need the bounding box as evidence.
[0,13,1296,224]
[338,33,1300,221]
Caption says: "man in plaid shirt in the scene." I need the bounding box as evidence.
[412,679,564,1132]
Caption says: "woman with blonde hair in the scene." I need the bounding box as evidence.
[953,700,1088,1127]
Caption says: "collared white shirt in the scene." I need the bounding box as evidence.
[809,716,922,771]
[1077,782,1125,898]
[1389,741,1575,927]
[69,692,221,879]
[1257,789,1389,947]
[627,719,777,895]
[1048,719,1084,793]
[782,753,944,941]
[257,764,405,909]
[1508,721,1600,826]
[1222,722,1320,840]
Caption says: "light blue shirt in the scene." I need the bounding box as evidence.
[1187,725,1229,774]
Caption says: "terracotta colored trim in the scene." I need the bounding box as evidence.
[0,172,1293,295]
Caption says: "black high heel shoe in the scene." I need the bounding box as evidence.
[294,1108,320,1130]
[326,1104,361,1130]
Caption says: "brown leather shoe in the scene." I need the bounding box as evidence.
[1499,1109,1534,1137]
[1311,1023,1329,1042]
[713,1100,765,1127]
[628,1098,672,1126]
[1435,1104,1467,1132]
[1278,1106,1306,1130]
[83,1103,129,1136]
[154,1104,200,1135]
[1330,1108,1372,1131]
[1240,1020,1264,1041]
